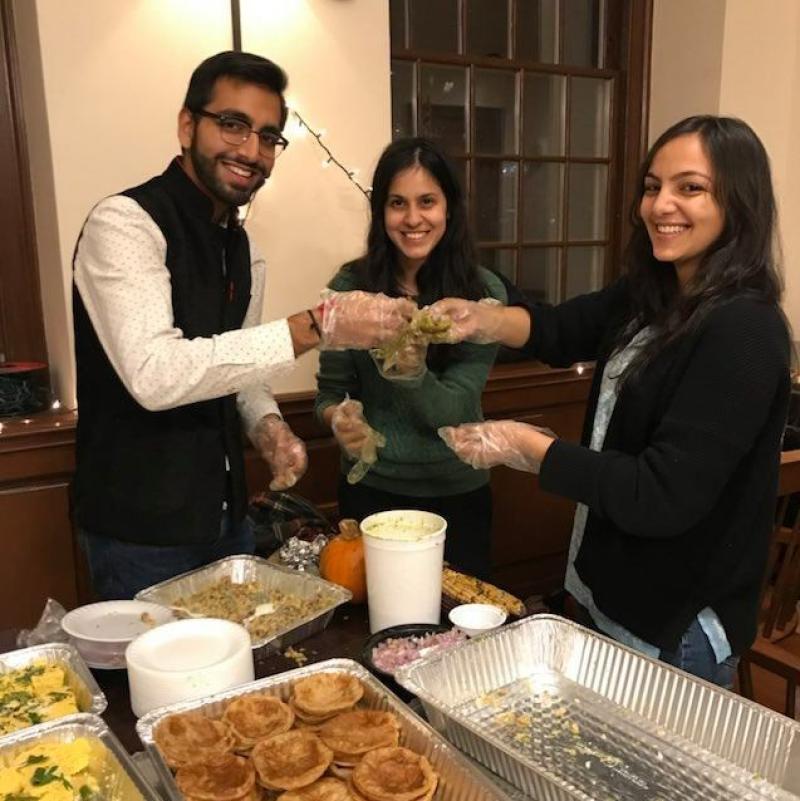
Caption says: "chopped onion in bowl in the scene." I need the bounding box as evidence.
[371,629,467,674]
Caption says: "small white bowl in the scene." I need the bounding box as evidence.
[61,600,176,669]
[125,618,254,717]
[448,603,507,637]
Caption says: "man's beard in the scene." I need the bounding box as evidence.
[189,140,267,208]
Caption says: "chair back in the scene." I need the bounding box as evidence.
[761,450,800,640]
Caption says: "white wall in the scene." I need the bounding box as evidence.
[649,0,800,332]
[13,0,390,405]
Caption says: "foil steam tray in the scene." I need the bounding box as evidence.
[0,643,107,739]
[137,657,519,801]
[135,555,351,659]
[396,613,800,801]
[0,713,160,801]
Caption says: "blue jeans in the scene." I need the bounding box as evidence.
[78,514,255,600]
[659,617,738,689]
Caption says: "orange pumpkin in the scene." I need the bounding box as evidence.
[319,519,367,603]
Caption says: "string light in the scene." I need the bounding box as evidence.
[51,399,61,410]
[290,109,371,201]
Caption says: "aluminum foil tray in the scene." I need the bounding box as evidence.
[137,657,519,801]
[135,555,351,659]
[0,713,160,801]
[0,643,107,739]
[396,614,800,801]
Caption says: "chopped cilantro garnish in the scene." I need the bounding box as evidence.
[78,786,94,801]
[26,712,43,725]
[31,766,59,786]
[48,692,68,702]
[24,755,47,766]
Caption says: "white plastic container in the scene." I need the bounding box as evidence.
[125,618,254,717]
[360,510,447,634]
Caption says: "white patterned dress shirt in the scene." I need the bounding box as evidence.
[73,195,296,435]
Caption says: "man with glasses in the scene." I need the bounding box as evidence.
[72,51,412,599]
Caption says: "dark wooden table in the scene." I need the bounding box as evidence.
[2,603,374,754]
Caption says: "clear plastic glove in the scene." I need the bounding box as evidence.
[319,290,416,351]
[438,420,555,474]
[251,415,308,490]
[331,398,386,484]
[428,297,506,344]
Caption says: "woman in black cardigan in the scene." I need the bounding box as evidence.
[433,115,791,687]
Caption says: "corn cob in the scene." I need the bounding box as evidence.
[442,567,526,617]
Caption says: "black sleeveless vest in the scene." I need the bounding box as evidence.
[73,159,252,545]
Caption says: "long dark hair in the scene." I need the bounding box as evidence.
[619,115,786,377]
[350,137,485,304]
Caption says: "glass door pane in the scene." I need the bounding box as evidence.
[561,0,603,67]
[566,246,604,298]
[390,0,406,50]
[475,160,518,242]
[419,64,468,153]
[522,162,563,241]
[475,69,518,154]
[519,248,560,302]
[569,76,611,157]
[523,73,566,156]
[410,0,459,53]
[515,0,558,63]
[567,163,607,240]
[467,0,509,58]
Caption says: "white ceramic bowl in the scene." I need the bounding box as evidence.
[125,617,254,717]
[448,603,507,637]
[61,600,176,669]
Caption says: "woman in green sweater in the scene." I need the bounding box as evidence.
[314,137,506,578]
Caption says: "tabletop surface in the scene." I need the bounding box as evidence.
[2,602,374,754]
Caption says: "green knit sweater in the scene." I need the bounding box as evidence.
[314,266,506,497]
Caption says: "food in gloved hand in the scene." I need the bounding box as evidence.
[370,309,451,380]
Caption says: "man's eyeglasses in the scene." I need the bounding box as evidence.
[193,109,289,157]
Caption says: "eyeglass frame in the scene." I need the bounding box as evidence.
[191,108,290,156]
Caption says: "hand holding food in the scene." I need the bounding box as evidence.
[252,415,308,491]
[331,399,386,484]
[439,419,555,474]
[428,297,506,344]
[318,291,416,351]
[369,307,451,381]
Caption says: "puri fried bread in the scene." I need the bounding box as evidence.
[251,729,334,791]
[351,747,437,801]
[292,674,364,717]
[289,700,338,728]
[278,777,353,801]
[223,693,295,750]
[176,754,256,801]
[319,711,400,760]
[155,712,235,769]
[328,763,354,781]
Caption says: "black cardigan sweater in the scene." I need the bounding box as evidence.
[521,280,790,654]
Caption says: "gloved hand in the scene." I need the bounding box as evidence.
[251,415,308,490]
[319,290,416,351]
[330,398,372,459]
[330,398,386,484]
[428,297,506,344]
[438,420,555,474]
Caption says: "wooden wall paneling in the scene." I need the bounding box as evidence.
[0,0,46,363]
[0,482,78,628]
